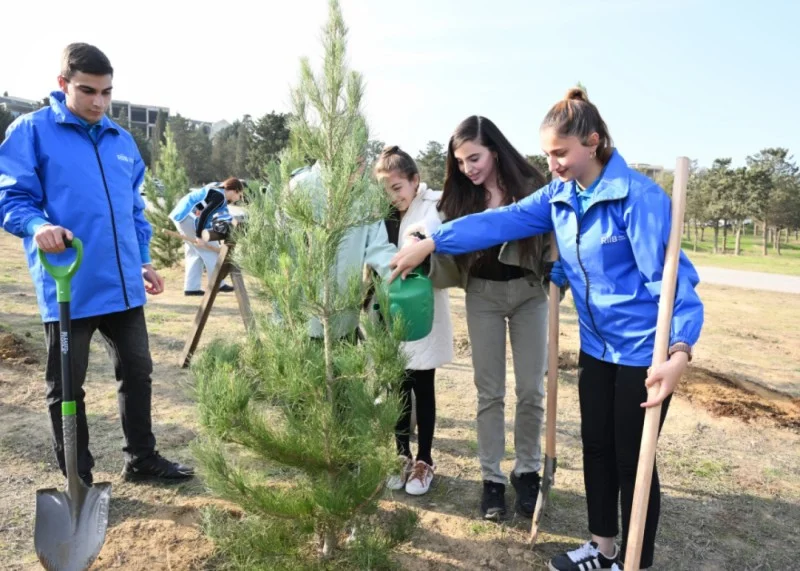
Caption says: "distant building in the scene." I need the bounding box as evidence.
[629,163,665,178]
[0,94,41,118]
[108,99,169,139]
[3,93,225,140]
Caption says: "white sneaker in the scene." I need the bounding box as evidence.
[405,460,435,495]
[611,563,649,570]
[386,455,413,490]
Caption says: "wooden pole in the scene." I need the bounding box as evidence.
[161,228,221,253]
[529,233,560,546]
[624,157,690,570]
[179,242,253,368]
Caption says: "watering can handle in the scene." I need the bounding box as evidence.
[38,237,84,303]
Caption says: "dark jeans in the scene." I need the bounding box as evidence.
[44,306,156,475]
[395,368,436,465]
[578,351,671,569]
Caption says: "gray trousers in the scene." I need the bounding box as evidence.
[465,276,548,485]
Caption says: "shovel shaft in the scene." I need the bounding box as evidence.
[624,157,690,570]
[530,235,560,547]
[58,299,82,506]
[59,300,74,406]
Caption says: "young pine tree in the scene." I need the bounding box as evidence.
[192,0,407,561]
[143,124,188,267]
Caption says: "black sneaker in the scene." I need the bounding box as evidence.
[510,471,540,517]
[184,290,204,296]
[218,284,234,292]
[121,452,195,482]
[548,541,618,571]
[480,480,507,521]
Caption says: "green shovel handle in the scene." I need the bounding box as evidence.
[38,237,83,303]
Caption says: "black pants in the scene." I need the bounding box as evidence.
[578,351,671,569]
[395,368,436,466]
[44,306,157,476]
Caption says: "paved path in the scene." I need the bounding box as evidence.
[696,266,800,294]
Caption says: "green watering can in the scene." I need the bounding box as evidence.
[386,269,434,342]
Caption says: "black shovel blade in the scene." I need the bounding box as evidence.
[34,481,111,571]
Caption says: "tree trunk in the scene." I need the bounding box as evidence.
[701,226,706,241]
[713,224,719,254]
[684,221,690,239]
[722,220,728,254]
[774,228,782,255]
[763,219,769,255]
[734,221,743,256]
[693,222,699,251]
[753,222,758,237]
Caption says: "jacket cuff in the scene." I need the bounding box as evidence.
[25,216,50,237]
[140,243,152,265]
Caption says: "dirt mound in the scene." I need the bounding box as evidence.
[94,502,215,570]
[678,367,799,430]
[555,351,799,430]
[0,332,37,364]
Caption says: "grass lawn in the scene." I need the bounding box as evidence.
[683,228,800,276]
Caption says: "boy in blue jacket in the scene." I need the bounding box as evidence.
[391,88,704,571]
[0,43,193,485]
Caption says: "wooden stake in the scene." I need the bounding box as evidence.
[161,228,221,253]
[624,157,690,570]
[179,242,253,368]
[529,233,560,546]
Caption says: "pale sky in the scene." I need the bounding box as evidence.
[2,0,798,169]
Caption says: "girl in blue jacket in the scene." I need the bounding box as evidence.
[390,88,704,571]
[169,177,243,295]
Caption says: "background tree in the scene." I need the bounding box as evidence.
[526,154,551,183]
[143,125,188,267]
[0,106,14,144]
[192,0,406,562]
[150,109,167,172]
[247,111,292,179]
[365,138,385,171]
[168,114,215,184]
[416,140,446,190]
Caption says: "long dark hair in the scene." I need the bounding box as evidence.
[438,115,547,274]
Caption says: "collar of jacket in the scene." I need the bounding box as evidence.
[549,149,631,210]
[49,91,119,136]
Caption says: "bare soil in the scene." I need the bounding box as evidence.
[0,231,798,570]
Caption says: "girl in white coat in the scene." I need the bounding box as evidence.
[374,145,454,496]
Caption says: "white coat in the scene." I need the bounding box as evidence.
[397,184,454,371]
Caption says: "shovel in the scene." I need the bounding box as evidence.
[529,234,560,547]
[34,236,112,571]
[624,157,690,570]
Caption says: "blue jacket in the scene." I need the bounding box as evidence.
[432,150,704,367]
[169,185,231,237]
[0,91,151,322]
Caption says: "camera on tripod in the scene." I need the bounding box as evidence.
[201,212,245,243]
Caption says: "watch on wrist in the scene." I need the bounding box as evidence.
[668,342,692,362]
